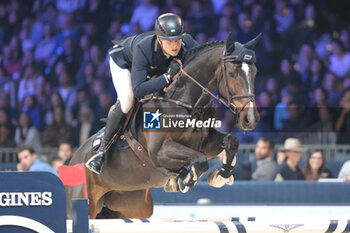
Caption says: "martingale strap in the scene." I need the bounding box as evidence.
[124,129,150,167]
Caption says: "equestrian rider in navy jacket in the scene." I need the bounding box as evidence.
[86,13,198,174]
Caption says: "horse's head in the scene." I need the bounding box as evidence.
[218,33,261,130]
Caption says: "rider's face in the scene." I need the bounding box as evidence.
[158,37,182,57]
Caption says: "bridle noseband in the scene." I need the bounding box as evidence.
[175,48,255,115]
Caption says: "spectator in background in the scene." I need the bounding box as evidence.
[255,91,274,132]
[335,89,350,144]
[265,77,280,106]
[95,92,114,122]
[274,88,292,131]
[2,37,22,76]
[53,13,78,52]
[130,0,159,32]
[57,142,73,165]
[21,94,44,131]
[278,58,301,93]
[304,59,325,92]
[216,16,233,41]
[252,137,277,181]
[276,150,287,166]
[310,86,328,108]
[45,92,72,126]
[76,62,96,88]
[340,29,350,51]
[0,66,16,108]
[303,150,333,180]
[0,124,16,148]
[303,107,337,145]
[56,71,77,112]
[34,22,55,63]
[275,138,305,181]
[338,160,350,180]
[71,87,93,122]
[281,102,311,139]
[235,11,257,43]
[17,64,44,103]
[0,92,17,125]
[322,72,342,106]
[49,156,64,172]
[56,36,79,75]
[296,43,314,78]
[17,146,57,175]
[273,0,294,37]
[0,109,12,126]
[42,105,72,148]
[186,0,214,37]
[72,105,99,147]
[15,112,41,151]
[329,39,350,79]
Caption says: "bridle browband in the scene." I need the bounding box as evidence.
[174,47,255,115]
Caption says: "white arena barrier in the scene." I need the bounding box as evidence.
[67,216,350,233]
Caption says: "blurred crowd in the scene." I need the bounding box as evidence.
[1,0,350,152]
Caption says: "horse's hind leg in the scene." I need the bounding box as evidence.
[103,189,153,219]
[155,138,209,193]
[201,129,238,187]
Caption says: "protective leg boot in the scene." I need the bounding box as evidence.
[86,101,126,174]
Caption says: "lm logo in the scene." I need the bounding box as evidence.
[143,109,162,129]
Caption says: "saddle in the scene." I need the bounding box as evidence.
[92,101,142,151]
[92,100,166,175]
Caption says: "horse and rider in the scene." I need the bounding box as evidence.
[67,12,261,219]
[86,13,198,175]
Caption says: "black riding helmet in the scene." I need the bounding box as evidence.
[154,13,185,41]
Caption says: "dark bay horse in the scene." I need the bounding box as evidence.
[66,33,260,219]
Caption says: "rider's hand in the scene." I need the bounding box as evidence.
[166,60,181,80]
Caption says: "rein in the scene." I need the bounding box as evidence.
[141,46,256,115]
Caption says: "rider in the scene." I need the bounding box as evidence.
[86,13,199,174]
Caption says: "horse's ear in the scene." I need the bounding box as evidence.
[225,32,235,55]
[244,33,262,49]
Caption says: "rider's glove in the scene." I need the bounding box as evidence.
[166,60,181,81]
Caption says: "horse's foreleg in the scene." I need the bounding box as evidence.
[201,129,238,188]
[156,138,209,193]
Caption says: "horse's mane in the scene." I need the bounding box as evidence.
[183,40,224,65]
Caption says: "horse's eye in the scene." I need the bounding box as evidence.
[228,72,235,77]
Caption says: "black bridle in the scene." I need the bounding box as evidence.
[220,48,256,115]
[175,48,255,115]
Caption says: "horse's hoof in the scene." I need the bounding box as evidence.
[207,169,234,188]
[226,175,234,185]
[164,178,179,192]
[177,177,190,193]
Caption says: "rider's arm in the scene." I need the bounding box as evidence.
[131,47,169,99]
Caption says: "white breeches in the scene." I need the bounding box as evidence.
[109,57,134,114]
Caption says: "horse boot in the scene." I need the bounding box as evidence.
[86,100,126,174]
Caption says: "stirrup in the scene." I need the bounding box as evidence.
[86,152,104,174]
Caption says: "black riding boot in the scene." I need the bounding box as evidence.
[86,100,126,174]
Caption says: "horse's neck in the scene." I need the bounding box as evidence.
[171,47,222,106]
